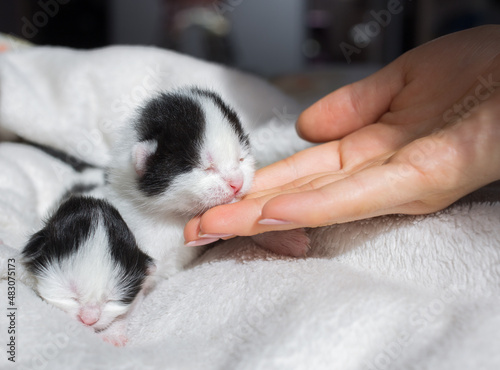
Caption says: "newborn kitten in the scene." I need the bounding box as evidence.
[21,196,155,346]
[107,87,255,276]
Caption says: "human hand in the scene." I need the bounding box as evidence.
[184,25,500,249]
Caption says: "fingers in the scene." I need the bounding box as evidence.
[184,216,201,244]
[256,162,425,227]
[185,162,413,241]
[194,196,268,237]
[185,120,477,241]
[183,142,346,244]
[250,141,342,192]
[263,103,500,227]
[257,122,463,226]
[248,171,351,200]
[183,139,429,240]
[250,121,414,194]
[184,171,352,243]
[185,84,500,244]
[296,60,405,142]
[184,214,241,246]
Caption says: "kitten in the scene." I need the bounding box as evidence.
[107,87,256,276]
[21,196,155,346]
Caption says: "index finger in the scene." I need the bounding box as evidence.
[251,141,342,192]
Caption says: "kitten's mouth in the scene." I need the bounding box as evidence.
[228,196,242,204]
[219,193,243,206]
[92,320,114,332]
[191,196,236,216]
[190,192,245,216]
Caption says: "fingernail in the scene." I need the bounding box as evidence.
[184,238,220,247]
[258,218,292,225]
[198,233,234,239]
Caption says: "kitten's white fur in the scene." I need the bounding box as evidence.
[107,89,255,277]
[33,214,153,346]
[36,219,127,329]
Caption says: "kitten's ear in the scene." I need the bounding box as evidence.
[21,229,47,263]
[132,140,158,177]
[20,229,50,272]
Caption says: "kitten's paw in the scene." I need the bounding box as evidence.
[98,319,129,347]
[251,228,310,257]
[101,333,129,347]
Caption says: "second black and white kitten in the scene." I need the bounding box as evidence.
[5,142,154,346]
[21,196,156,346]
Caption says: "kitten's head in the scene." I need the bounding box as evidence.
[22,197,155,331]
[118,87,255,216]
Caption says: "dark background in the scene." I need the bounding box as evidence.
[1,0,500,77]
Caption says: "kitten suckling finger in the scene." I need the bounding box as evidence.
[107,87,256,276]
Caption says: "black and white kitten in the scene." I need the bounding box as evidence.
[7,142,154,346]
[21,196,156,346]
[107,87,256,276]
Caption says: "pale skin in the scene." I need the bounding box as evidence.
[184,25,500,252]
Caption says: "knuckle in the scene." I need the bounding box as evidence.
[282,155,300,180]
[298,181,316,192]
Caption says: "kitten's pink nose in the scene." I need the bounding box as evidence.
[228,177,243,194]
[78,306,101,326]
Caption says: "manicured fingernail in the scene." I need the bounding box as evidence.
[184,238,219,247]
[258,218,292,225]
[198,233,234,239]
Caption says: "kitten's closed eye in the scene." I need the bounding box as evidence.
[22,196,155,344]
[44,296,80,310]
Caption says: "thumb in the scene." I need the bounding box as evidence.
[297,59,405,142]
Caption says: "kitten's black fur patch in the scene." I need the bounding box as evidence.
[134,88,249,197]
[134,91,205,196]
[22,197,153,305]
[22,198,94,266]
[22,140,97,172]
[190,88,250,147]
[61,183,100,203]
[101,200,154,304]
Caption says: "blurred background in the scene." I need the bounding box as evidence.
[1,0,500,105]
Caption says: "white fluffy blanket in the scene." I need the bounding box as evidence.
[0,45,499,370]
